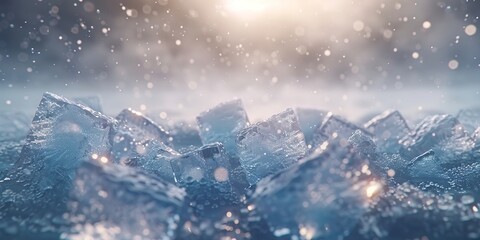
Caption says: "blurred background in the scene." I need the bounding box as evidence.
[0,0,479,122]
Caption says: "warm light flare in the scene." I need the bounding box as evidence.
[366,181,382,198]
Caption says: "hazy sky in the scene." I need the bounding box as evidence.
[1,0,479,120]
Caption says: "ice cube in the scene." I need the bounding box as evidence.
[170,143,232,189]
[116,108,172,146]
[171,143,244,239]
[311,113,371,150]
[457,108,480,134]
[197,99,250,157]
[0,92,116,237]
[399,114,470,160]
[116,139,179,183]
[364,110,410,153]
[65,160,185,240]
[249,137,382,239]
[197,99,250,190]
[170,142,248,195]
[73,96,103,113]
[110,109,179,183]
[294,108,327,148]
[237,109,307,185]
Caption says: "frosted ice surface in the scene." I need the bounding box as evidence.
[0,111,31,141]
[73,96,103,113]
[0,92,116,237]
[110,108,179,183]
[354,183,480,240]
[66,160,185,240]
[364,110,410,153]
[197,99,249,157]
[0,112,30,178]
[405,150,451,190]
[0,139,24,179]
[294,108,327,147]
[457,108,480,134]
[311,113,371,150]
[237,109,307,185]
[399,114,471,160]
[249,137,382,239]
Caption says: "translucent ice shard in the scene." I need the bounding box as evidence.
[196,100,251,192]
[312,113,371,150]
[457,108,480,134]
[115,108,172,146]
[110,108,179,183]
[364,110,410,153]
[249,136,382,240]
[237,109,307,185]
[66,160,185,240]
[294,108,327,148]
[170,143,232,189]
[197,99,250,157]
[73,96,103,113]
[399,114,471,160]
[0,92,116,237]
[116,140,179,183]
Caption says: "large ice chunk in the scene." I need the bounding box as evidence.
[312,113,371,150]
[65,160,185,240]
[249,135,382,239]
[237,109,307,185]
[0,92,116,237]
[197,99,249,157]
[364,110,410,153]
[399,114,472,160]
[457,108,480,134]
[294,108,327,148]
[110,108,179,183]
